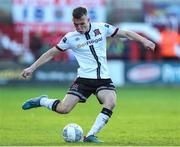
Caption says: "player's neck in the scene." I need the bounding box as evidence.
[85,23,91,33]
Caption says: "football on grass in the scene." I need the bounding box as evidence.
[62,123,83,142]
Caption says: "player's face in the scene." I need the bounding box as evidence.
[73,15,90,34]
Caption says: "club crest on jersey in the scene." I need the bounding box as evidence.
[93,29,101,36]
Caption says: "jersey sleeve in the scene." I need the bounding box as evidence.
[101,23,119,37]
[56,34,70,51]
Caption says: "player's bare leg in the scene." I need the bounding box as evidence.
[55,94,79,114]
[84,90,116,143]
[97,90,116,110]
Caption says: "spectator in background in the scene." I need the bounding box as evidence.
[0,31,19,61]
[30,33,43,59]
[160,25,180,60]
[0,31,4,57]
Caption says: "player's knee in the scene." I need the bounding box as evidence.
[104,98,116,110]
[109,100,116,109]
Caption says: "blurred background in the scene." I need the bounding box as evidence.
[0,0,180,87]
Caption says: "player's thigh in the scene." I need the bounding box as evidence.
[56,94,80,113]
[97,89,117,110]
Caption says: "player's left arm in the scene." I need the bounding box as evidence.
[114,29,155,51]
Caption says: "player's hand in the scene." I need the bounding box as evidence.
[21,67,34,79]
[143,39,155,51]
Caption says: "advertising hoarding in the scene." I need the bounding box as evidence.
[125,62,180,85]
[12,0,106,32]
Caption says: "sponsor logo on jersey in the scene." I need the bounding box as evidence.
[77,37,102,48]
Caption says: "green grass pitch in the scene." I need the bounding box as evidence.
[0,86,179,146]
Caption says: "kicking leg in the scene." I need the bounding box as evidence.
[22,94,80,114]
[54,94,80,114]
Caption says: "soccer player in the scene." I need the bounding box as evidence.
[21,7,155,143]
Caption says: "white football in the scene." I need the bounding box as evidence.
[62,123,83,142]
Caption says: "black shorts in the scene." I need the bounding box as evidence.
[67,77,116,103]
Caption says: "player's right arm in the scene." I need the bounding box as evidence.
[21,47,60,79]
